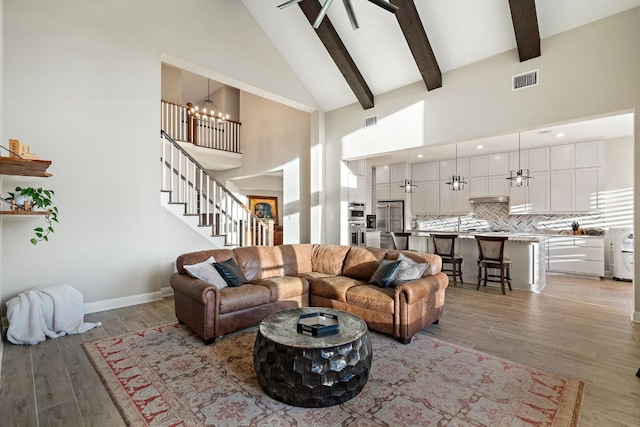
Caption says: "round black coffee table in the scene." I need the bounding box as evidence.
[253,307,372,408]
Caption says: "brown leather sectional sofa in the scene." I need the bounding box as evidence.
[170,244,449,344]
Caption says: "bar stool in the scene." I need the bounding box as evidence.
[390,232,411,250]
[474,235,512,295]
[432,234,464,286]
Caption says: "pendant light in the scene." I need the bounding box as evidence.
[189,78,230,122]
[446,143,467,191]
[400,149,417,193]
[506,133,532,187]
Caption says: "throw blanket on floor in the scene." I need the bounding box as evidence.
[6,284,102,345]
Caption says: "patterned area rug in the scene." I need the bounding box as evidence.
[83,324,584,426]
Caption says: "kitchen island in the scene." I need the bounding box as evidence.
[408,231,547,293]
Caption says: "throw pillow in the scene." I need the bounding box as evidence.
[369,259,402,288]
[213,258,248,287]
[392,253,429,286]
[183,256,228,290]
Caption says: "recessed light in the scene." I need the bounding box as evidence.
[417,154,423,158]
[555,133,565,138]
[477,145,484,149]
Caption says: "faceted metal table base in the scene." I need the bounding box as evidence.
[253,308,372,408]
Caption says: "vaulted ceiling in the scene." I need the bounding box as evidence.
[243,0,640,112]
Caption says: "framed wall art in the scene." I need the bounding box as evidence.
[248,195,279,225]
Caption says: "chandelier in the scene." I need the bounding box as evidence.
[446,143,467,191]
[506,132,532,187]
[189,78,229,122]
[278,0,398,30]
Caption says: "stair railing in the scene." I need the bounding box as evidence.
[161,130,268,247]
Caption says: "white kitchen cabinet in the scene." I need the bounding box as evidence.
[509,184,528,214]
[550,144,575,170]
[509,149,529,171]
[488,175,509,196]
[375,183,390,201]
[550,169,575,211]
[365,231,381,248]
[547,236,604,276]
[389,181,406,200]
[469,155,488,177]
[375,165,390,184]
[425,161,440,181]
[488,153,509,175]
[529,147,550,172]
[424,181,440,213]
[469,177,488,197]
[390,163,406,183]
[575,167,602,211]
[575,140,604,168]
[411,163,427,182]
[440,181,454,212]
[440,157,468,179]
[455,186,470,213]
[411,181,427,213]
[529,171,550,213]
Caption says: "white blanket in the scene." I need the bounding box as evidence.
[6,284,102,345]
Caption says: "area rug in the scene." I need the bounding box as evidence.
[83,324,584,426]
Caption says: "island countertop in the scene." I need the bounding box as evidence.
[405,230,605,243]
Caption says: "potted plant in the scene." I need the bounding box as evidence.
[6,186,59,245]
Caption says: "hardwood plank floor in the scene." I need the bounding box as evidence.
[1,278,638,426]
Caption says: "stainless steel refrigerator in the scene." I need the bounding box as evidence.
[376,200,404,249]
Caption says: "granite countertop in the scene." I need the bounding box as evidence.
[405,230,606,242]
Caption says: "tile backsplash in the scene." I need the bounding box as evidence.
[413,202,605,235]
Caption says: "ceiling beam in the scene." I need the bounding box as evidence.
[508,0,540,62]
[298,0,374,109]
[390,0,442,90]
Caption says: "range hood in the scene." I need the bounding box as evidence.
[468,196,509,204]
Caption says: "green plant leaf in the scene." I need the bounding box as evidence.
[30,238,37,245]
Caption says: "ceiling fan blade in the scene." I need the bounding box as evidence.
[313,0,336,29]
[342,0,359,30]
[277,0,303,9]
[366,0,399,13]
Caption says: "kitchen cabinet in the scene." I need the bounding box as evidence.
[550,169,575,211]
[411,163,427,182]
[389,181,406,200]
[425,161,440,181]
[440,181,469,213]
[488,153,509,175]
[550,144,575,170]
[509,171,549,213]
[547,236,604,276]
[390,163,406,184]
[424,181,440,213]
[575,167,602,211]
[469,177,488,197]
[488,175,509,196]
[375,183,390,201]
[469,156,488,177]
[411,182,427,213]
[365,231,381,248]
[440,158,468,179]
[509,149,529,171]
[529,147,550,172]
[575,140,604,168]
[375,165,390,184]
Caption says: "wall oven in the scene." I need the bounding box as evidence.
[348,201,366,222]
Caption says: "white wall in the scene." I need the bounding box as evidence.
[325,8,640,318]
[1,0,316,308]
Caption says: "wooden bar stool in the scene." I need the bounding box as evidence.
[432,234,464,286]
[391,232,411,250]
[474,235,512,295]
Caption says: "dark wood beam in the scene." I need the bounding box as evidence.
[390,0,442,90]
[508,0,540,62]
[298,0,374,109]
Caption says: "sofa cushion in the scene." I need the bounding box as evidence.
[311,245,350,275]
[279,244,314,275]
[183,256,228,290]
[214,258,248,287]
[369,259,402,288]
[251,276,309,302]
[386,250,442,276]
[218,284,271,314]
[309,275,365,303]
[393,253,429,285]
[346,285,395,314]
[342,247,388,281]
[234,246,284,281]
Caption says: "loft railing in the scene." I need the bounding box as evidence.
[161,100,241,153]
[161,130,268,247]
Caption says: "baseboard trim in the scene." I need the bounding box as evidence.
[84,287,174,314]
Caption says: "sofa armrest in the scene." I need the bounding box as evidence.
[394,272,448,305]
[170,272,219,304]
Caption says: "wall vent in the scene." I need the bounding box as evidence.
[364,115,378,128]
[512,70,539,91]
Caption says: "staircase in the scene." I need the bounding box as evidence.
[160,131,269,248]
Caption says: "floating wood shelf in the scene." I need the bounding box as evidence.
[0,210,51,215]
[0,156,52,177]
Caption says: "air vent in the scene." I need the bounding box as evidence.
[512,70,539,91]
[364,115,378,128]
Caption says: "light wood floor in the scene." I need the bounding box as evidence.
[1,277,638,426]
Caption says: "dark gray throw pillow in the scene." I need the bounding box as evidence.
[213,258,247,287]
[369,259,402,288]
